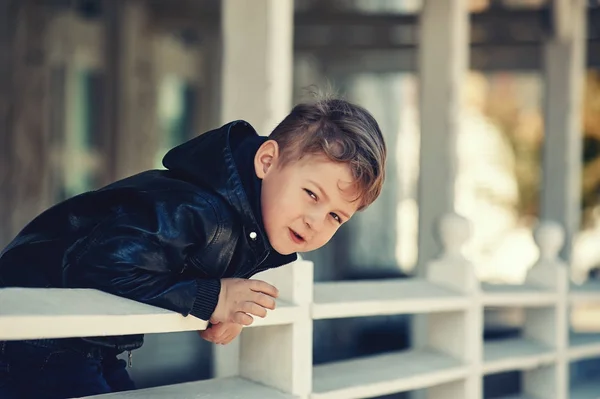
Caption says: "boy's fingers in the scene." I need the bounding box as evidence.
[242,301,267,318]
[233,312,254,326]
[253,292,276,310]
[210,327,224,340]
[200,330,216,342]
[216,325,234,341]
[250,280,279,298]
[204,326,222,342]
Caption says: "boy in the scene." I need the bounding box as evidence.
[0,97,386,398]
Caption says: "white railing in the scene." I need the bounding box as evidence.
[2,212,600,398]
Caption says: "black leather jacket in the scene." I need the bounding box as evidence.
[0,120,297,350]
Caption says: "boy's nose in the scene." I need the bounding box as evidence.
[305,212,325,233]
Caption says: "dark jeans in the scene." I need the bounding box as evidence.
[0,339,135,398]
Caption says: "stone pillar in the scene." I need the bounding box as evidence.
[0,0,52,247]
[413,1,469,397]
[416,0,469,269]
[540,0,587,262]
[0,0,12,247]
[105,0,158,181]
[220,0,294,134]
[214,0,294,378]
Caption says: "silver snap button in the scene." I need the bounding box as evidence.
[249,231,257,240]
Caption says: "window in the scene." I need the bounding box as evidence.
[155,75,197,168]
[51,67,104,201]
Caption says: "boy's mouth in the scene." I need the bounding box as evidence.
[289,228,305,244]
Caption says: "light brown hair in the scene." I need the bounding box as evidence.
[269,95,386,211]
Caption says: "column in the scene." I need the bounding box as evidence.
[105,0,159,181]
[214,0,295,378]
[220,0,294,134]
[416,0,469,269]
[413,2,469,397]
[540,0,587,262]
[0,0,52,247]
[0,0,13,247]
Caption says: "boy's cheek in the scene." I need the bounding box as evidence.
[312,232,336,251]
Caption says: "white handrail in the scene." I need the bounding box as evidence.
[2,213,600,398]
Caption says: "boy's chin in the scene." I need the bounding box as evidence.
[272,243,295,256]
[269,238,297,256]
[277,243,321,255]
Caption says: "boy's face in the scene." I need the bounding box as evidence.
[255,141,359,255]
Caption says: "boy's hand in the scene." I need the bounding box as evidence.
[199,322,244,345]
[210,278,278,326]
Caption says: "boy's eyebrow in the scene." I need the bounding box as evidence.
[308,179,351,220]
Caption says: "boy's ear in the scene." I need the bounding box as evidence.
[254,140,279,179]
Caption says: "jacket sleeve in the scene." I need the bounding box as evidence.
[63,198,222,321]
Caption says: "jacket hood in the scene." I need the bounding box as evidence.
[162,120,268,249]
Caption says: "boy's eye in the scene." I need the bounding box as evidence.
[304,189,318,201]
[330,213,342,224]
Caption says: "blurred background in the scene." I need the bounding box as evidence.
[1,0,600,397]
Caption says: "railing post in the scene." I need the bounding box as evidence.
[239,259,313,398]
[425,213,482,399]
[523,221,568,399]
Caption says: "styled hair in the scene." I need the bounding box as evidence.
[269,94,386,211]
